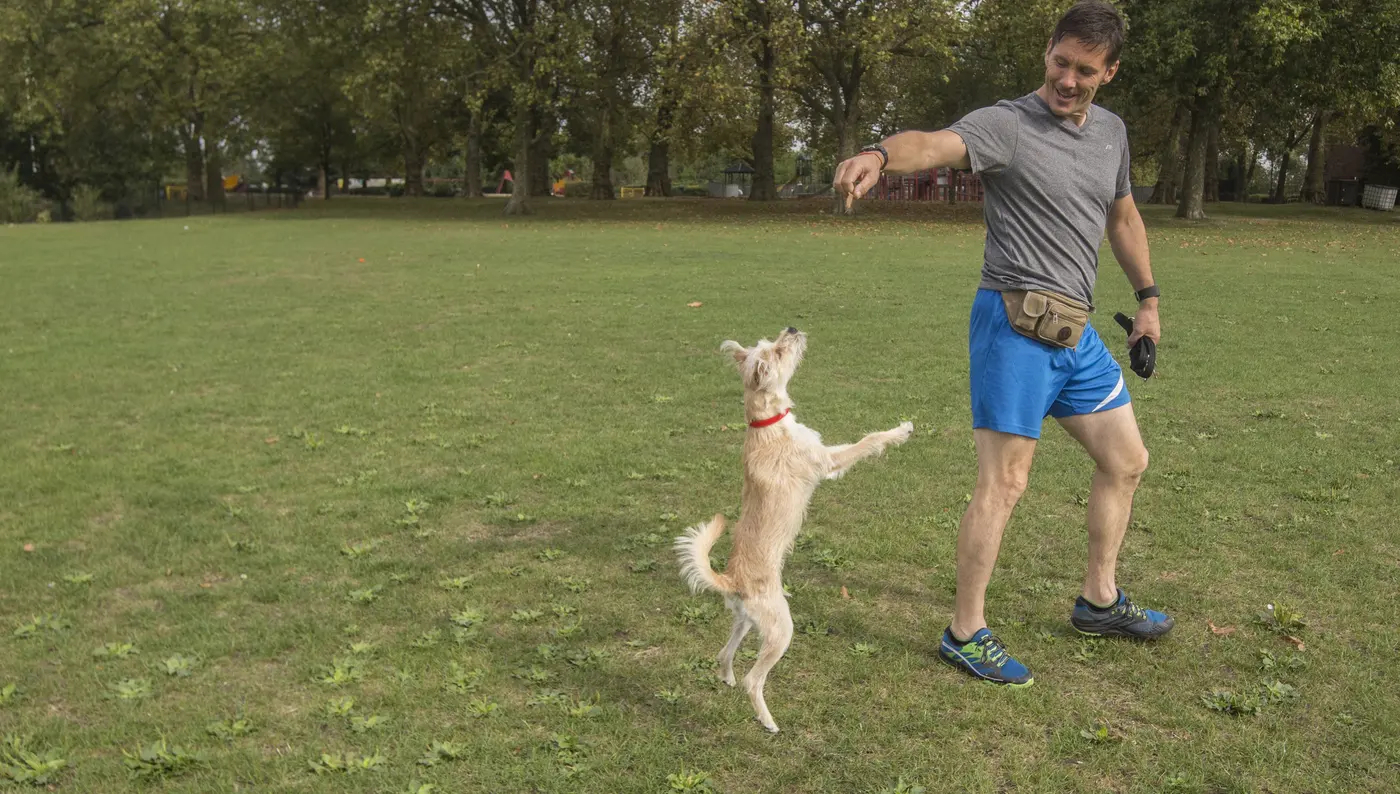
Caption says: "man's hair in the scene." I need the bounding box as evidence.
[1051,1,1126,66]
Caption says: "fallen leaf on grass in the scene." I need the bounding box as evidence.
[687,302,703,308]
[1333,548,1345,556]
[839,586,850,600]
[22,543,34,552]
[1208,621,1237,636]
[1283,635,1305,651]
[264,437,279,445]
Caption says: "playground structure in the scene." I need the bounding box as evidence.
[863,168,984,203]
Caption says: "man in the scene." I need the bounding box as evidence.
[832,0,1172,688]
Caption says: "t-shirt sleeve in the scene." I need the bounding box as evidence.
[1115,125,1132,199]
[947,106,1018,175]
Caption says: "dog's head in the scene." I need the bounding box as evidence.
[720,327,807,394]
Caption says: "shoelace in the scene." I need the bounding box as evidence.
[972,635,1011,668]
[1113,601,1148,621]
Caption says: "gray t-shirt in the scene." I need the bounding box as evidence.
[948,92,1131,309]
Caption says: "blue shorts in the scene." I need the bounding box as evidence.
[969,289,1129,439]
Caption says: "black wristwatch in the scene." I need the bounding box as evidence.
[1135,284,1160,302]
[859,143,889,170]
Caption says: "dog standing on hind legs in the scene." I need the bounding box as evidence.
[674,327,913,733]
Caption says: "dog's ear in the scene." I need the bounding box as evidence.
[720,340,747,364]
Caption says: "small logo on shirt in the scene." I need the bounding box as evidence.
[1105,144,1113,151]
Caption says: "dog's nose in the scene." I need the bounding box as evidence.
[786,326,798,335]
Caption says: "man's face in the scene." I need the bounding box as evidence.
[1042,36,1119,121]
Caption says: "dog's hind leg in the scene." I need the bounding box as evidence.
[743,593,794,733]
[717,597,752,687]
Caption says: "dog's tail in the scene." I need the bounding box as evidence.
[674,514,735,595]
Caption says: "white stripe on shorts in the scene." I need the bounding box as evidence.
[1091,374,1125,413]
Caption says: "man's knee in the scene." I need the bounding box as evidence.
[977,468,1030,509]
[1104,444,1148,485]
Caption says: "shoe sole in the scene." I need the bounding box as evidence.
[1072,624,1173,640]
[937,654,1034,688]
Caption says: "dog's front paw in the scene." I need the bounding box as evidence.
[889,421,914,445]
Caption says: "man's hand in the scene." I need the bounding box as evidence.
[1128,299,1160,347]
[832,152,884,213]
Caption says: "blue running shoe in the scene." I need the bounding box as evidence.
[1070,588,1174,639]
[938,627,1033,687]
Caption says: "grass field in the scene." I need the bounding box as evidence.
[2,197,1398,793]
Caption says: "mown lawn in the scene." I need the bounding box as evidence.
[1,197,1397,793]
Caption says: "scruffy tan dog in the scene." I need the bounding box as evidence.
[674,327,913,733]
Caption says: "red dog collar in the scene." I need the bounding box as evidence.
[748,409,790,428]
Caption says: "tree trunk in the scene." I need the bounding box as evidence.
[403,140,424,197]
[1301,110,1327,203]
[183,132,206,203]
[465,111,484,198]
[590,103,615,200]
[1151,103,1186,204]
[205,139,225,208]
[1242,152,1257,202]
[645,99,674,197]
[505,101,532,216]
[748,11,778,202]
[1175,100,1207,220]
[1272,150,1291,203]
[1204,120,1220,202]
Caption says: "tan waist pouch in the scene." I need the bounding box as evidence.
[1001,289,1090,349]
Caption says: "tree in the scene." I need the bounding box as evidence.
[349,0,460,197]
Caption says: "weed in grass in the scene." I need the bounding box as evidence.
[308,751,387,775]
[629,559,658,573]
[0,683,17,706]
[401,782,437,794]
[879,780,927,794]
[108,678,152,700]
[13,615,70,639]
[1201,690,1263,716]
[411,629,442,648]
[1,735,67,785]
[205,717,255,741]
[437,576,471,590]
[92,642,139,659]
[446,662,484,693]
[666,769,715,792]
[528,690,570,707]
[536,643,560,660]
[511,608,544,623]
[538,548,565,561]
[1079,722,1122,744]
[655,688,683,705]
[551,604,578,618]
[481,492,512,507]
[1071,638,1101,663]
[552,620,584,639]
[568,695,602,719]
[467,698,500,717]
[347,585,382,604]
[60,572,93,586]
[450,607,486,627]
[568,649,607,669]
[550,733,588,778]
[349,714,389,732]
[516,665,556,684]
[417,741,467,767]
[156,653,199,677]
[1258,649,1307,672]
[1255,602,1307,634]
[326,697,356,718]
[850,642,881,657]
[810,548,849,570]
[122,737,206,778]
[340,540,379,559]
[678,604,717,625]
[316,657,364,686]
[347,641,375,656]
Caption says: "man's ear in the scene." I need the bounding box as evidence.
[1103,59,1120,83]
[720,340,747,364]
